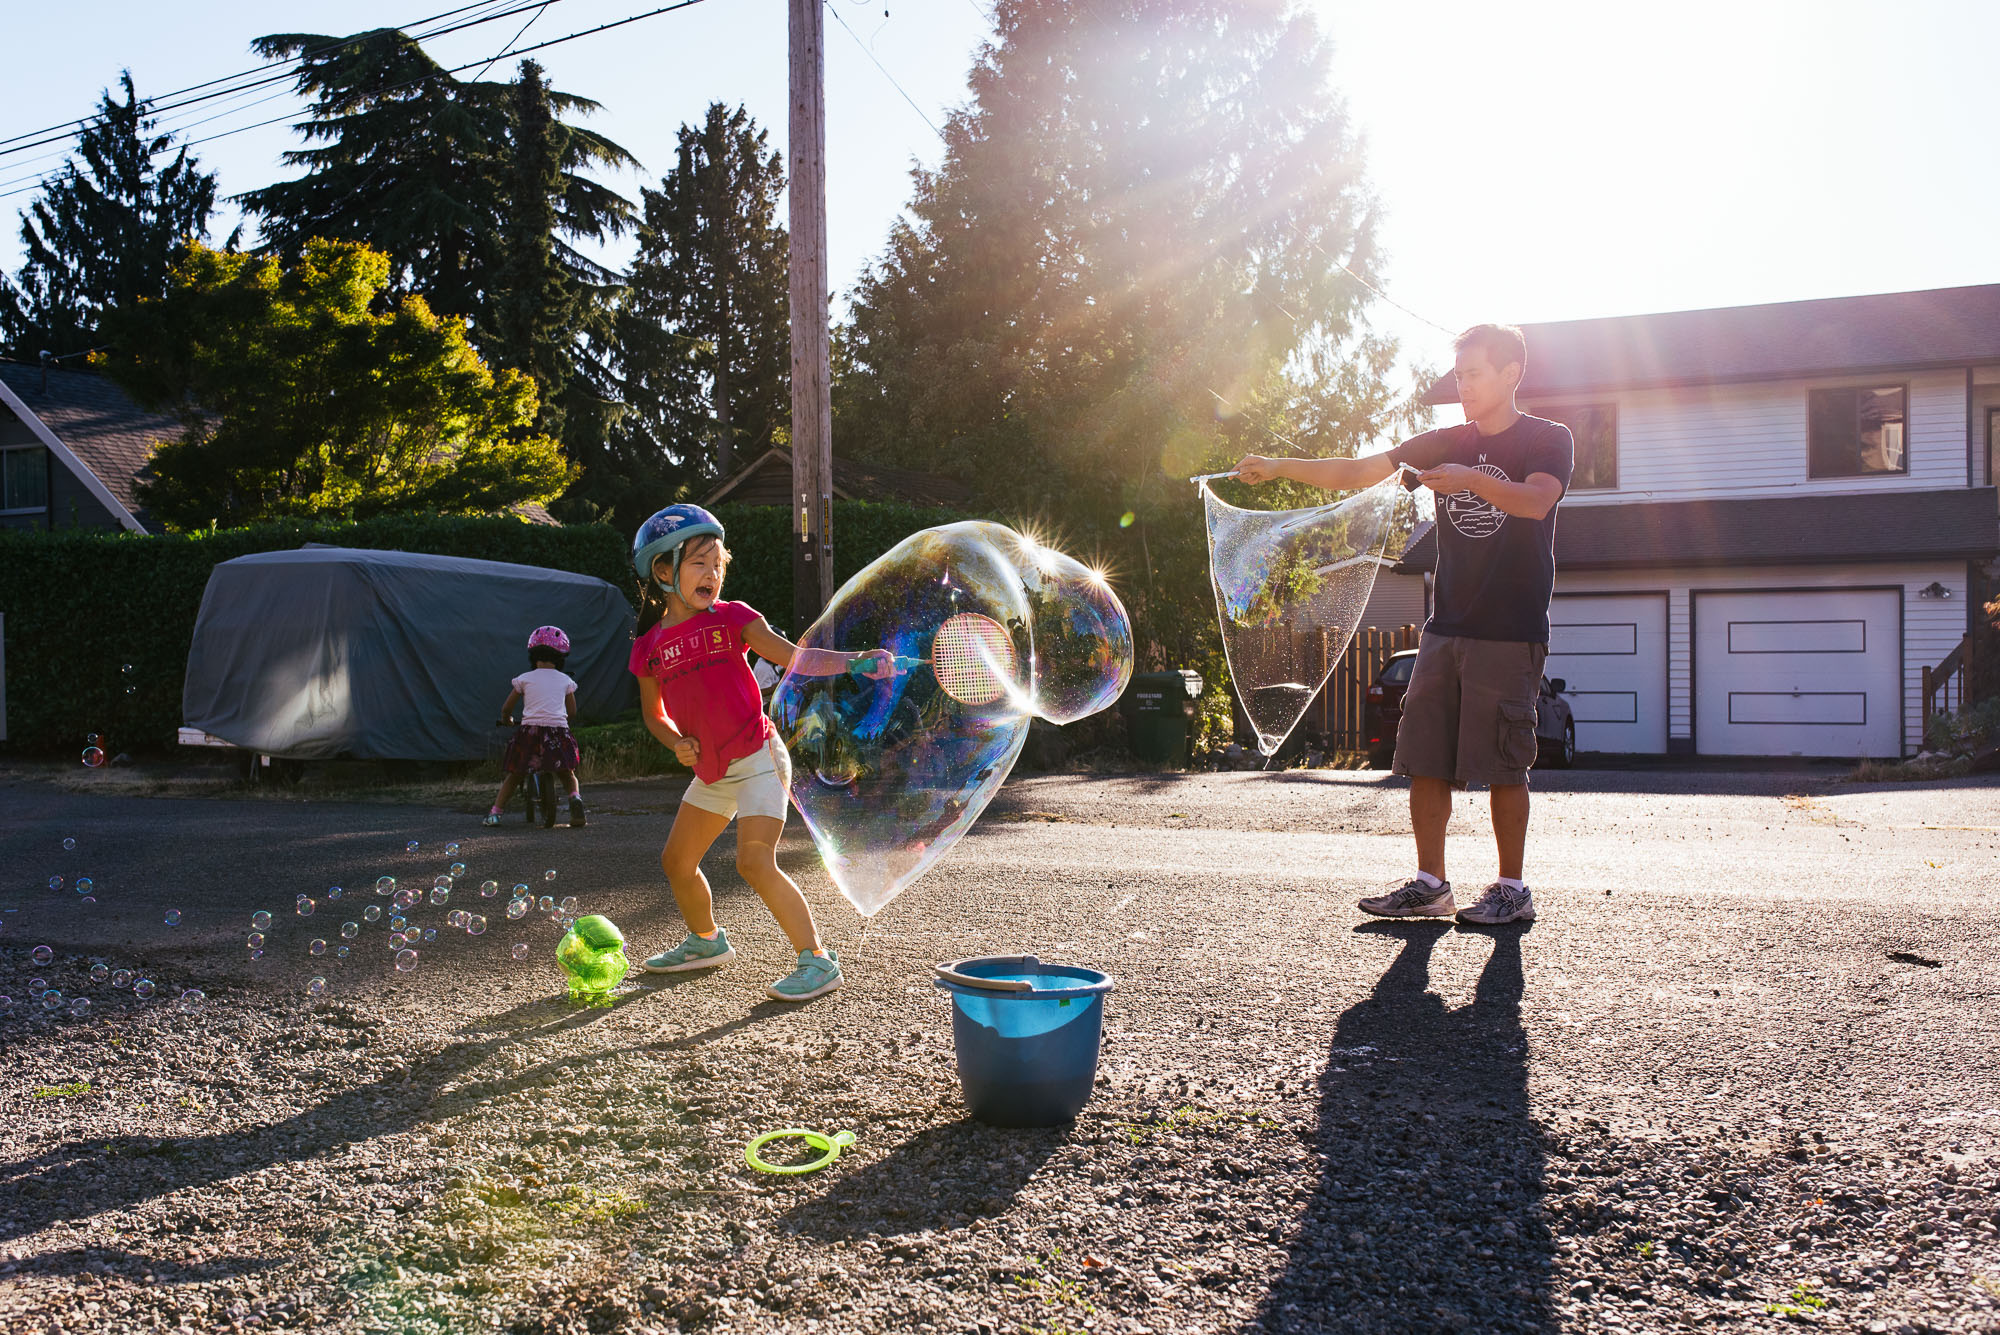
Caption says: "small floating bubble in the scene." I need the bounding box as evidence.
[335,946,349,959]
[69,997,88,1017]
[31,945,52,965]
[394,889,419,910]
[89,963,109,984]
[511,943,530,960]
[406,841,420,853]
[421,928,437,942]
[446,910,467,928]
[430,886,450,906]
[164,909,181,926]
[395,949,418,972]
[389,915,407,932]
[43,990,64,1010]
[177,988,203,1012]
[296,897,315,917]
[543,870,557,883]
[327,886,343,902]
[506,899,528,920]
[448,862,466,878]
[512,883,529,898]
[251,911,272,931]
[307,977,326,997]
[28,978,47,996]
[443,842,462,858]
[48,876,62,891]
[466,915,486,936]
[538,896,553,913]
[309,939,327,956]
[246,932,265,950]
[134,978,156,999]
[75,877,93,894]
[62,837,76,851]
[480,881,499,898]
[559,896,578,915]
[375,876,396,895]
[340,922,359,940]
[111,970,132,989]
[363,905,382,923]
[433,874,454,889]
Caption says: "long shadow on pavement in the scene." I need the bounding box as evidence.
[777,1119,1064,1240]
[1247,921,1552,1334]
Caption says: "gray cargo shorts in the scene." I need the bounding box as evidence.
[1390,633,1547,788]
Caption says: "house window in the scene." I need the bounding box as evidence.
[1542,403,1617,490]
[1809,385,1906,477]
[0,446,49,513]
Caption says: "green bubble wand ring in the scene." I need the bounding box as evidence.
[744,1128,857,1175]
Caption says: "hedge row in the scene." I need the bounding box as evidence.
[0,502,965,755]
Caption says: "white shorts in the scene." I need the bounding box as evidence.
[681,736,792,824]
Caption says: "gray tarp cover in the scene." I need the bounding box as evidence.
[183,546,636,760]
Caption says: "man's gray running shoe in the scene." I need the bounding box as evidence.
[1456,882,1536,924]
[1358,878,1455,918]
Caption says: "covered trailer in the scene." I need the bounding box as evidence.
[182,546,635,762]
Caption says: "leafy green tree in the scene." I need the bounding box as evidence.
[835,0,1424,669]
[491,59,575,441]
[0,72,218,360]
[617,102,790,485]
[102,239,572,531]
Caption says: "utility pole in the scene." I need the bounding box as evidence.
[788,0,833,634]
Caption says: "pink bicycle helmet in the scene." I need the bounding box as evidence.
[526,626,571,654]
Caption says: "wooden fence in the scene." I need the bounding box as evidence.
[1236,624,1422,753]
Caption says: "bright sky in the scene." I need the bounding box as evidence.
[1,0,1993,415]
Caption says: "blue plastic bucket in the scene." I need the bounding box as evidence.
[933,954,1115,1127]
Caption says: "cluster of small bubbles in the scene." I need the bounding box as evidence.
[76,877,94,894]
[327,886,343,902]
[111,969,132,989]
[421,928,437,942]
[448,861,466,878]
[89,963,109,984]
[47,876,62,891]
[363,905,382,923]
[444,842,462,858]
[247,931,265,950]
[32,945,53,965]
[164,909,181,926]
[543,869,557,882]
[309,939,327,956]
[406,840,420,853]
[62,836,76,851]
[479,880,499,898]
[537,896,554,913]
[134,978,156,999]
[178,988,203,1012]
[395,949,418,972]
[446,910,468,928]
[69,997,88,1017]
[511,943,530,960]
[307,977,326,997]
[375,876,396,895]
[251,910,272,931]
[340,921,360,940]
[296,896,315,917]
[466,915,487,936]
[506,899,528,920]
[43,991,64,1010]
[430,886,450,906]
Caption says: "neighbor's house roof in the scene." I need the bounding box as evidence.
[0,360,175,532]
[1390,487,2000,574]
[1421,283,2000,404]
[702,445,972,510]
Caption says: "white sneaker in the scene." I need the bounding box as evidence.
[1358,878,1455,918]
[1456,882,1536,925]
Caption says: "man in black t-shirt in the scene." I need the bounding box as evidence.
[1237,324,1573,926]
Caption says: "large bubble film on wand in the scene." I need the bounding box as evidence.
[770,521,1133,917]
[1199,474,1408,757]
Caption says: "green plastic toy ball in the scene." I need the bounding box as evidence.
[557,914,629,1005]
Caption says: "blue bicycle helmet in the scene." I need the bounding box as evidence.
[632,503,725,595]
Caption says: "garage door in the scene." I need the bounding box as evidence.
[1694,589,1901,758]
[1547,593,1669,754]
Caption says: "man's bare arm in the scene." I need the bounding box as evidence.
[1235,452,1399,493]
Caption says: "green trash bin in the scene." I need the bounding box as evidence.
[1122,670,1203,766]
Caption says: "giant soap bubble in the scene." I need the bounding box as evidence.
[771,522,1130,917]
[1200,474,1409,756]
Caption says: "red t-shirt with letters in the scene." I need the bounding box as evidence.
[627,600,775,784]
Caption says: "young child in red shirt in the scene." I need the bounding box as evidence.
[627,504,894,1002]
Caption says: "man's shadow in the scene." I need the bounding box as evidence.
[1248,921,1552,1333]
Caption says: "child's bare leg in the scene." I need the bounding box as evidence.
[561,770,580,797]
[494,773,521,806]
[661,805,732,935]
[735,815,821,953]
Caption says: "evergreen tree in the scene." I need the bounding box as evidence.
[616,102,790,486]
[835,0,1422,667]
[0,73,218,360]
[237,30,637,330]
[491,60,574,441]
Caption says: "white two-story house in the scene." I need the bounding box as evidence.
[1400,283,2000,760]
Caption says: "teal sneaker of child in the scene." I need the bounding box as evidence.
[767,949,842,1002]
[641,929,735,973]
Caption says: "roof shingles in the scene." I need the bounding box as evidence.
[0,361,179,527]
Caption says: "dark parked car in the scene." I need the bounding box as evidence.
[1364,648,1576,770]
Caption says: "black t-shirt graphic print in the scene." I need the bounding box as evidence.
[1389,414,1574,644]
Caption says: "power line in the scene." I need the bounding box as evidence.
[0,0,720,205]
[826,1,941,137]
[0,0,550,162]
